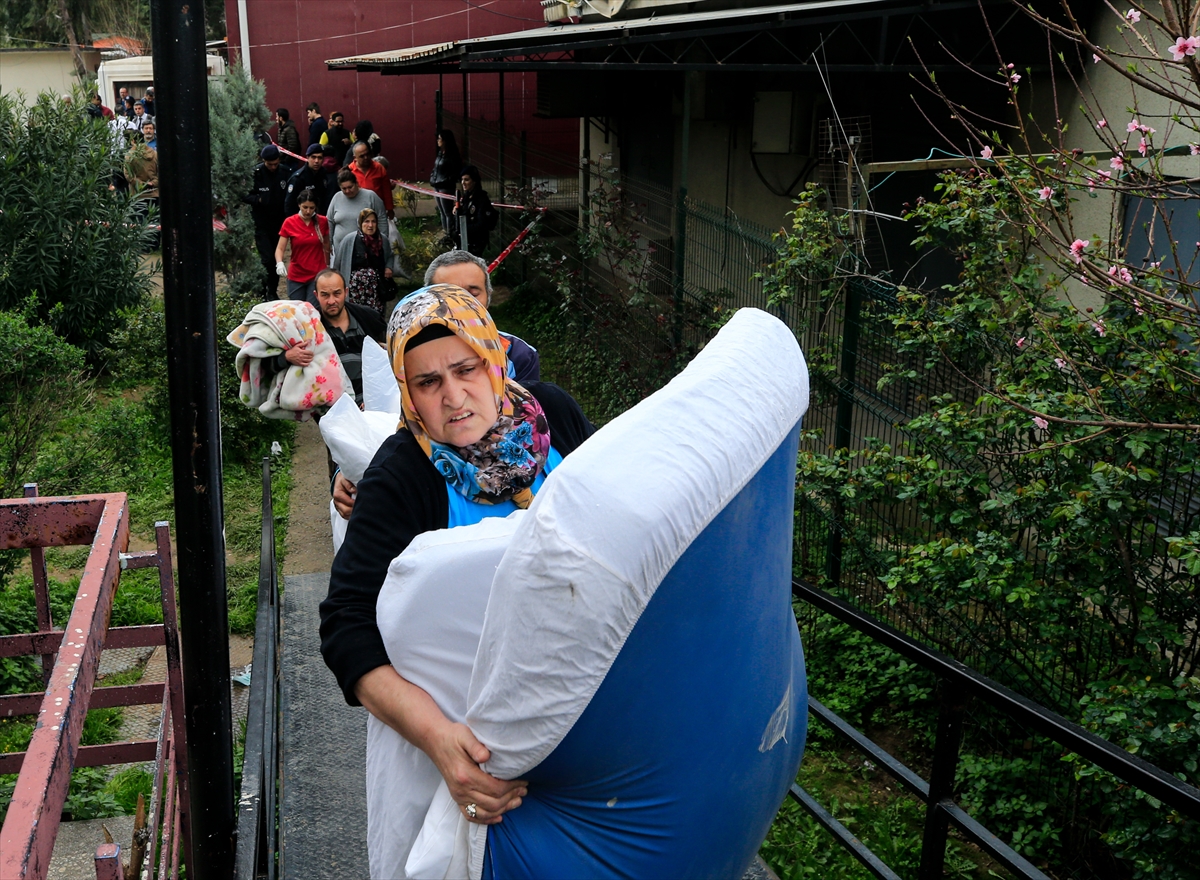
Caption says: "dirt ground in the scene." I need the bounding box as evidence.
[283,419,336,576]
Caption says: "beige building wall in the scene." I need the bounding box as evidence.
[0,49,101,100]
[1051,11,1200,312]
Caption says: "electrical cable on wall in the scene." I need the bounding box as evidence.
[750,151,815,198]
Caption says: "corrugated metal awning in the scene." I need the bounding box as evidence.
[325,0,897,71]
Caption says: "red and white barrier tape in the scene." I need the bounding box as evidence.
[488,211,544,272]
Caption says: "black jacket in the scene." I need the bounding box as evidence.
[308,115,327,149]
[243,162,291,235]
[430,149,461,190]
[324,123,351,166]
[319,382,595,704]
[285,165,332,215]
[277,120,301,157]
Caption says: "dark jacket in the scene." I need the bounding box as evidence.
[323,123,351,166]
[430,149,460,190]
[501,332,540,384]
[319,382,595,704]
[243,162,291,235]
[277,120,302,157]
[285,164,332,215]
[308,115,328,149]
[456,187,497,254]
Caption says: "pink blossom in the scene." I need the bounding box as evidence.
[1054,358,1068,370]
[1097,119,1108,129]
[1016,337,1028,349]
[1134,299,1145,314]
[1170,35,1200,61]
[1140,123,1155,134]
[1087,177,1097,192]
[1099,170,1113,180]
[1139,136,1148,156]
[1111,154,1126,171]
[1127,119,1141,133]
[1033,416,1050,430]
[980,145,993,159]
[1038,186,1054,200]
[1007,63,1014,69]
[1070,239,1090,263]
[1126,8,1141,24]
[1010,72,1022,83]
[1093,53,1102,63]
[1080,274,1090,287]
[1093,318,1107,336]
[1191,144,1200,155]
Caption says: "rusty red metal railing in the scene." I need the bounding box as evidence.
[0,486,191,880]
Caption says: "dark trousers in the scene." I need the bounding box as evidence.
[255,231,281,301]
[434,187,455,235]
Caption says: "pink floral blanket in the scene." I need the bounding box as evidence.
[226,300,352,421]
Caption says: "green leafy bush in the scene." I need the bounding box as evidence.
[209,64,271,300]
[0,303,88,501]
[0,92,154,356]
[770,171,1200,874]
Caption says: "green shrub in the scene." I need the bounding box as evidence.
[209,64,271,301]
[0,93,154,356]
[0,302,88,502]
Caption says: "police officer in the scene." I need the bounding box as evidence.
[243,144,291,300]
[285,144,332,215]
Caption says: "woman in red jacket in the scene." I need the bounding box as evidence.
[275,187,330,302]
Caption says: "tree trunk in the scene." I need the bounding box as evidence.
[58,0,87,80]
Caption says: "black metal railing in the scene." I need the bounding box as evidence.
[234,458,281,879]
[789,578,1200,880]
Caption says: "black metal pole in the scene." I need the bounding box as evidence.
[462,71,470,161]
[149,2,235,877]
[498,72,505,241]
[827,279,863,588]
[672,74,692,356]
[919,679,968,880]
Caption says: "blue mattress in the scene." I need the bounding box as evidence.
[482,424,807,879]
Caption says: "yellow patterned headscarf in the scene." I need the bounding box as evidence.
[387,284,550,507]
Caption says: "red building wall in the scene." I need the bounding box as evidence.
[224,1,550,181]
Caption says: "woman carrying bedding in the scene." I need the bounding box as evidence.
[318,285,594,827]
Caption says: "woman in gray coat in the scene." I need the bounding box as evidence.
[332,208,400,315]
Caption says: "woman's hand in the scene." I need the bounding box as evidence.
[384,268,394,279]
[424,721,526,825]
[276,261,288,277]
[332,471,356,518]
[354,665,527,825]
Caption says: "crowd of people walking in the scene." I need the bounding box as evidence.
[246,100,500,317]
[84,86,162,248]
